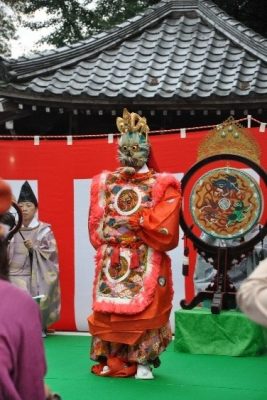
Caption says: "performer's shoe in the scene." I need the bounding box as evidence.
[100,365,111,375]
[42,330,47,338]
[135,364,154,380]
[92,357,137,377]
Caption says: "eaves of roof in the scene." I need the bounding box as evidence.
[0,89,265,108]
[1,0,267,83]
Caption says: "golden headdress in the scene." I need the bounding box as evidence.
[116,108,149,141]
[197,117,261,164]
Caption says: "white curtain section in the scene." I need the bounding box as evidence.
[74,173,185,332]
[74,179,94,331]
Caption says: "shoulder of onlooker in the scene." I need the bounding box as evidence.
[0,280,39,311]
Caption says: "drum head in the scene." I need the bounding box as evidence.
[190,167,263,239]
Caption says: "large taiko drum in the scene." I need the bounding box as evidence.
[179,154,267,313]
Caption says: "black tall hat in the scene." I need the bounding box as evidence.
[17,181,38,207]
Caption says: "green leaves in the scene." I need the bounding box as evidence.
[213,0,267,38]
[0,2,17,57]
[2,0,267,57]
[19,0,160,48]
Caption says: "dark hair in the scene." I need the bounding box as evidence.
[0,240,9,281]
[0,212,14,280]
[0,212,16,229]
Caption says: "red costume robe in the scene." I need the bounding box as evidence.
[88,168,181,376]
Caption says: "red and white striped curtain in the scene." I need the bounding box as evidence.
[0,127,266,331]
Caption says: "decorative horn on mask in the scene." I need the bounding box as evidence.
[116,108,149,142]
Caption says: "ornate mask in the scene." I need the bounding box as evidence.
[116,109,150,169]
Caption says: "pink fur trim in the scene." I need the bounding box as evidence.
[152,173,181,205]
[89,172,108,248]
[92,248,163,314]
[92,247,105,306]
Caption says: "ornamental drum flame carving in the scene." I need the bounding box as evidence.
[190,167,262,239]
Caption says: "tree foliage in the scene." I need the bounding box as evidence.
[20,0,159,47]
[21,0,267,48]
[0,0,26,56]
[92,0,160,32]
[21,0,95,47]
[2,0,267,56]
[213,0,267,38]
[0,1,17,56]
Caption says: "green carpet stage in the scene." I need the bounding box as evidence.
[45,333,267,400]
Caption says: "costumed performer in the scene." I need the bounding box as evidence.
[88,108,181,379]
[8,181,61,336]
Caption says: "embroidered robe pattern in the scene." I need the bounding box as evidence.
[89,168,181,316]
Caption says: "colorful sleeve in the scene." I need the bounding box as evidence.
[129,182,181,252]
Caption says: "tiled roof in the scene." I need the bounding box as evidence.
[0,0,267,102]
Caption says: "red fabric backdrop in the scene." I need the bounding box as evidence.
[0,127,266,330]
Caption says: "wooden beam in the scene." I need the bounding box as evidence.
[0,110,32,126]
[0,98,17,113]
